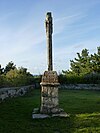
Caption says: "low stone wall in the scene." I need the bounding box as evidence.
[0,85,34,102]
[60,84,100,90]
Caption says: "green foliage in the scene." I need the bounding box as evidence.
[0,75,4,87]
[61,47,100,84]
[4,61,16,74]
[0,62,35,87]
[5,68,34,87]
[0,64,4,75]
[70,48,92,76]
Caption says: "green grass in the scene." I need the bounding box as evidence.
[0,89,100,133]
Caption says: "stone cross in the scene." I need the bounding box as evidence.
[40,12,60,114]
[45,12,53,71]
[32,12,67,118]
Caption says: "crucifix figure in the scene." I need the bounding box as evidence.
[45,12,53,71]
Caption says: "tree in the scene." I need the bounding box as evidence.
[0,62,35,87]
[0,64,4,75]
[18,67,27,74]
[62,47,100,84]
[91,47,100,73]
[69,48,92,76]
[4,61,16,74]
[5,67,34,87]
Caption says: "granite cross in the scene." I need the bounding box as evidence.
[45,12,53,71]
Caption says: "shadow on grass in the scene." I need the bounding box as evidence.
[31,115,76,133]
[0,98,75,133]
[0,89,100,133]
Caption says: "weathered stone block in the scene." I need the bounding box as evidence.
[40,71,60,114]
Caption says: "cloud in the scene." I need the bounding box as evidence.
[0,0,100,74]
[0,12,46,73]
[0,18,44,53]
[55,13,82,22]
[53,13,87,36]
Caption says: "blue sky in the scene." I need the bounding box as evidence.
[0,0,100,74]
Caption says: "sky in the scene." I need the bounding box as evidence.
[0,0,100,75]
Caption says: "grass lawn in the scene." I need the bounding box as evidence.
[0,89,100,133]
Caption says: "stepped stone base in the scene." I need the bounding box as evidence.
[32,71,67,119]
[32,108,69,119]
[32,113,69,119]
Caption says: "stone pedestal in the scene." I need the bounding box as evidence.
[32,70,68,118]
[32,12,68,119]
[40,71,60,114]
